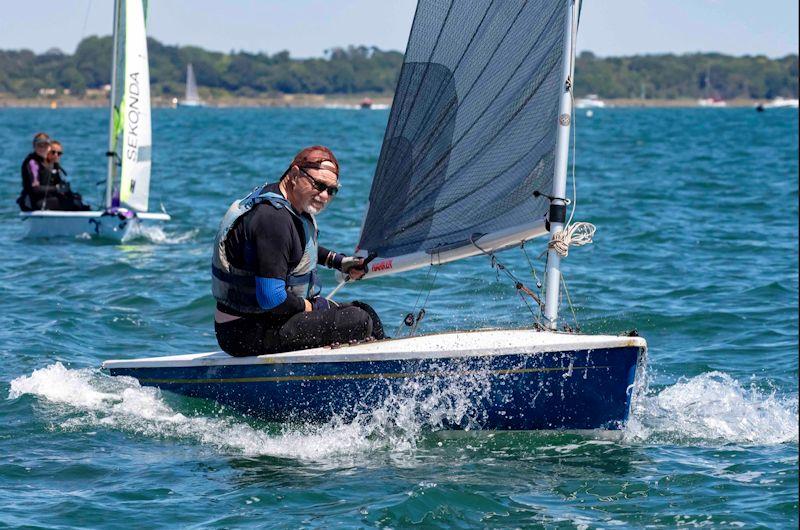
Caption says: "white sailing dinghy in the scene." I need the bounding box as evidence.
[178,63,205,107]
[20,0,170,241]
[105,0,647,431]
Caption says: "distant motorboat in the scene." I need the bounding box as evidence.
[575,94,606,108]
[697,97,727,108]
[178,63,205,107]
[762,97,799,109]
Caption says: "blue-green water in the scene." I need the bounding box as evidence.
[1,107,797,528]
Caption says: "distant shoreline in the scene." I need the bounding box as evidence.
[0,94,778,109]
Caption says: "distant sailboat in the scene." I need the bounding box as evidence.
[697,65,726,107]
[20,0,170,241]
[178,63,204,107]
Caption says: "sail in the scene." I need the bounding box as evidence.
[357,0,570,266]
[109,0,152,212]
[185,63,200,103]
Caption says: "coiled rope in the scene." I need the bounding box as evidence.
[548,221,596,258]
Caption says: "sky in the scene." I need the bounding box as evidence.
[0,1,797,58]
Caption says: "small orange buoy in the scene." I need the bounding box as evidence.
[50,100,58,109]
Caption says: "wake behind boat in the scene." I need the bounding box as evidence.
[20,0,169,241]
[104,0,648,431]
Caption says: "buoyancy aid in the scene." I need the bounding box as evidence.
[211,186,320,314]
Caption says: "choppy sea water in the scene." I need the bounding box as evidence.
[0,107,796,528]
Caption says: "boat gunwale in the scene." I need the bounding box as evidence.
[102,329,647,370]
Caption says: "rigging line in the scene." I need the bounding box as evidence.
[560,273,580,331]
[410,257,439,336]
[567,85,578,226]
[80,0,93,42]
[520,242,545,318]
[397,257,436,337]
[566,0,580,227]
[469,235,542,324]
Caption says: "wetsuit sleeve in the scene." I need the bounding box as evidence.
[23,160,58,199]
[318,245,344,269]
[255,277,288,309]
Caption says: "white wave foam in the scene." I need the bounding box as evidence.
[124,225,198,245]
[8,362,491,461]
[8,363,380,460]
[625,371,798,445]
[12,364,793,454]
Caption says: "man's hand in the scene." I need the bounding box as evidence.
[304,299,313,312]
[340,256,368,280]
[310,297,339,311]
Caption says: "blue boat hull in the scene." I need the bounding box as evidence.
[107,345,643,431]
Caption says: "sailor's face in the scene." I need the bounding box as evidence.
[35,142,50,157]
[295,163,338,215]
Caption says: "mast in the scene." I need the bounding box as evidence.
[543,0,580,329]
[105,0,122,208]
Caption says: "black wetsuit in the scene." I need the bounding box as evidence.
[18,153,57,211]
[18,155,89,211]
[215,183,384,356]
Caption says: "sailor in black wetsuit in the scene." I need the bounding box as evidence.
[17,133,56,211]
[212,145,385,357]
[17,135,90,211]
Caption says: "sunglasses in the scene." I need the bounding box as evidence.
[51,151,63,156]
[298,167,339,196]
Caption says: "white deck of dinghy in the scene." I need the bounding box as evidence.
[102,329,647,370]
[20,210,170,221]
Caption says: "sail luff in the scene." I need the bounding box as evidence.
[105,0,122,208]
[543,0,580,329]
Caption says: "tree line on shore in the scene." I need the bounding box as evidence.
[1,36,797,100]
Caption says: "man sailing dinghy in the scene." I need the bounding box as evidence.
[104,0,647,431]
[20,0,169,241]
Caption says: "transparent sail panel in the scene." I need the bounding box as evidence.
[358,0,568,258]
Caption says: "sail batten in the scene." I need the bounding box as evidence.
[357,0,569,263]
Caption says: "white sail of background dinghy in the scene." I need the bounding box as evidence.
[104,0,647,432]
[20,0,170,241]
[178,63,205,107]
